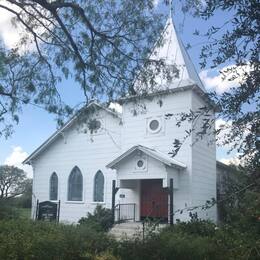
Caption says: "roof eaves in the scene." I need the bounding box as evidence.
[106,145,138,169]
[118,84,219,112]
[106,145,186,169]
[23,113,77,165]
[216,160,236,171]
[23,102,121,165]
[118,84,194,103]
[138,145,186,169]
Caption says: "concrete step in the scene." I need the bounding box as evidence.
[109,222,143,239]
[112,222,143,230]
[109,222,168,240]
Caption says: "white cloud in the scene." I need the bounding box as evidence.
[0,2,43,51]
[200,64,252,94]
[219,156,240,166]
[4,146,33,178]
[0,3,24,48]
[153,0,160,7]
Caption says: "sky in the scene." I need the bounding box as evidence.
[0,1,240,178]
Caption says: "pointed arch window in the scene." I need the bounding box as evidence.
[68,166,83,201]
[49,172,58,201]
[93,170,104,202]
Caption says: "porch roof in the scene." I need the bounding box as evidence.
[106,145,186,170]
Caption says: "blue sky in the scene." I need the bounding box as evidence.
[0,1,238,176]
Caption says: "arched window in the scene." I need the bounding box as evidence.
[68,166,83,201]
[49,172,58,200]
[93,170,104,202]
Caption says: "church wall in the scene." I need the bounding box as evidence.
[116,152,168,181]
[31,109,122,223]
[191,92,217,221]
[121,90,193,162]
[121,90,194,222]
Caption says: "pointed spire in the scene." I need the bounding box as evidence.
[169,0,172,20]
[148,9,206,92]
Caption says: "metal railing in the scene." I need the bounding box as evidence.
[114,203,136,222]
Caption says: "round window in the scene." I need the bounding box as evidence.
[88,119,102,134]
[137,159,144,168]
[149,118,161,133]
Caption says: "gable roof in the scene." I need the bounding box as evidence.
[23,101,121,165]
[106,145,186,169]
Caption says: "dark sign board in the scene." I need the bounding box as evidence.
[36,201,59,222]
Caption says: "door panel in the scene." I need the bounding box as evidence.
[141,179,168,220]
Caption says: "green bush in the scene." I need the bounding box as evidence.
[114,232,226,260]
[113,214,260,260]
[79,205,113,232]
[0,219,114,260]
[172,212,217,237]
[0,215,259,259]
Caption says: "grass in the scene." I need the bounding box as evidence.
[17,208,31,219]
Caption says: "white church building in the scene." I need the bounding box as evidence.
[24,17,219,224]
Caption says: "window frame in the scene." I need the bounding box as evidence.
[147,116,163,135]
[67,166,83,202]
[49,172,58,201]
[93,170,105,203]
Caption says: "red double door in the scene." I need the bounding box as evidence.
[140,179,168,221]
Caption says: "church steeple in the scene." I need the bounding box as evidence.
[149,13,206,92]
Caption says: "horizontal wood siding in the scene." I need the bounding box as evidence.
[32,110,122,223]
[191,92,217,221]
[31,89,217,223]
[121,91,193,222]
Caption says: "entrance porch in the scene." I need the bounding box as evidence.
[112,178,174,224]
[106,144,186,224]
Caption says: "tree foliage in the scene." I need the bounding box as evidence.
[0,0,168,137]
[178,0,260,174]
[0,165,28,199]
[15,178,32,208]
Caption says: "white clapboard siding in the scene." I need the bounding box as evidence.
[191,91,217,221]
[32,109,122,223]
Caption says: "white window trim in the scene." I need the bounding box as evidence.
[90,202,106,205]
[67,166,85,203]
[134,156,148,172]
[92,170,105,203]
[146,116,164,135]
[89,117,105,136]
[49,172,59,201]
[65,201,85,204]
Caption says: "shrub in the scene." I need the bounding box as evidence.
[0,219,115,260]
[171,212,217,237]
[114,214,260,260]
[114,232,227,260]
[79,205,113,232]
[0,214,259,259]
